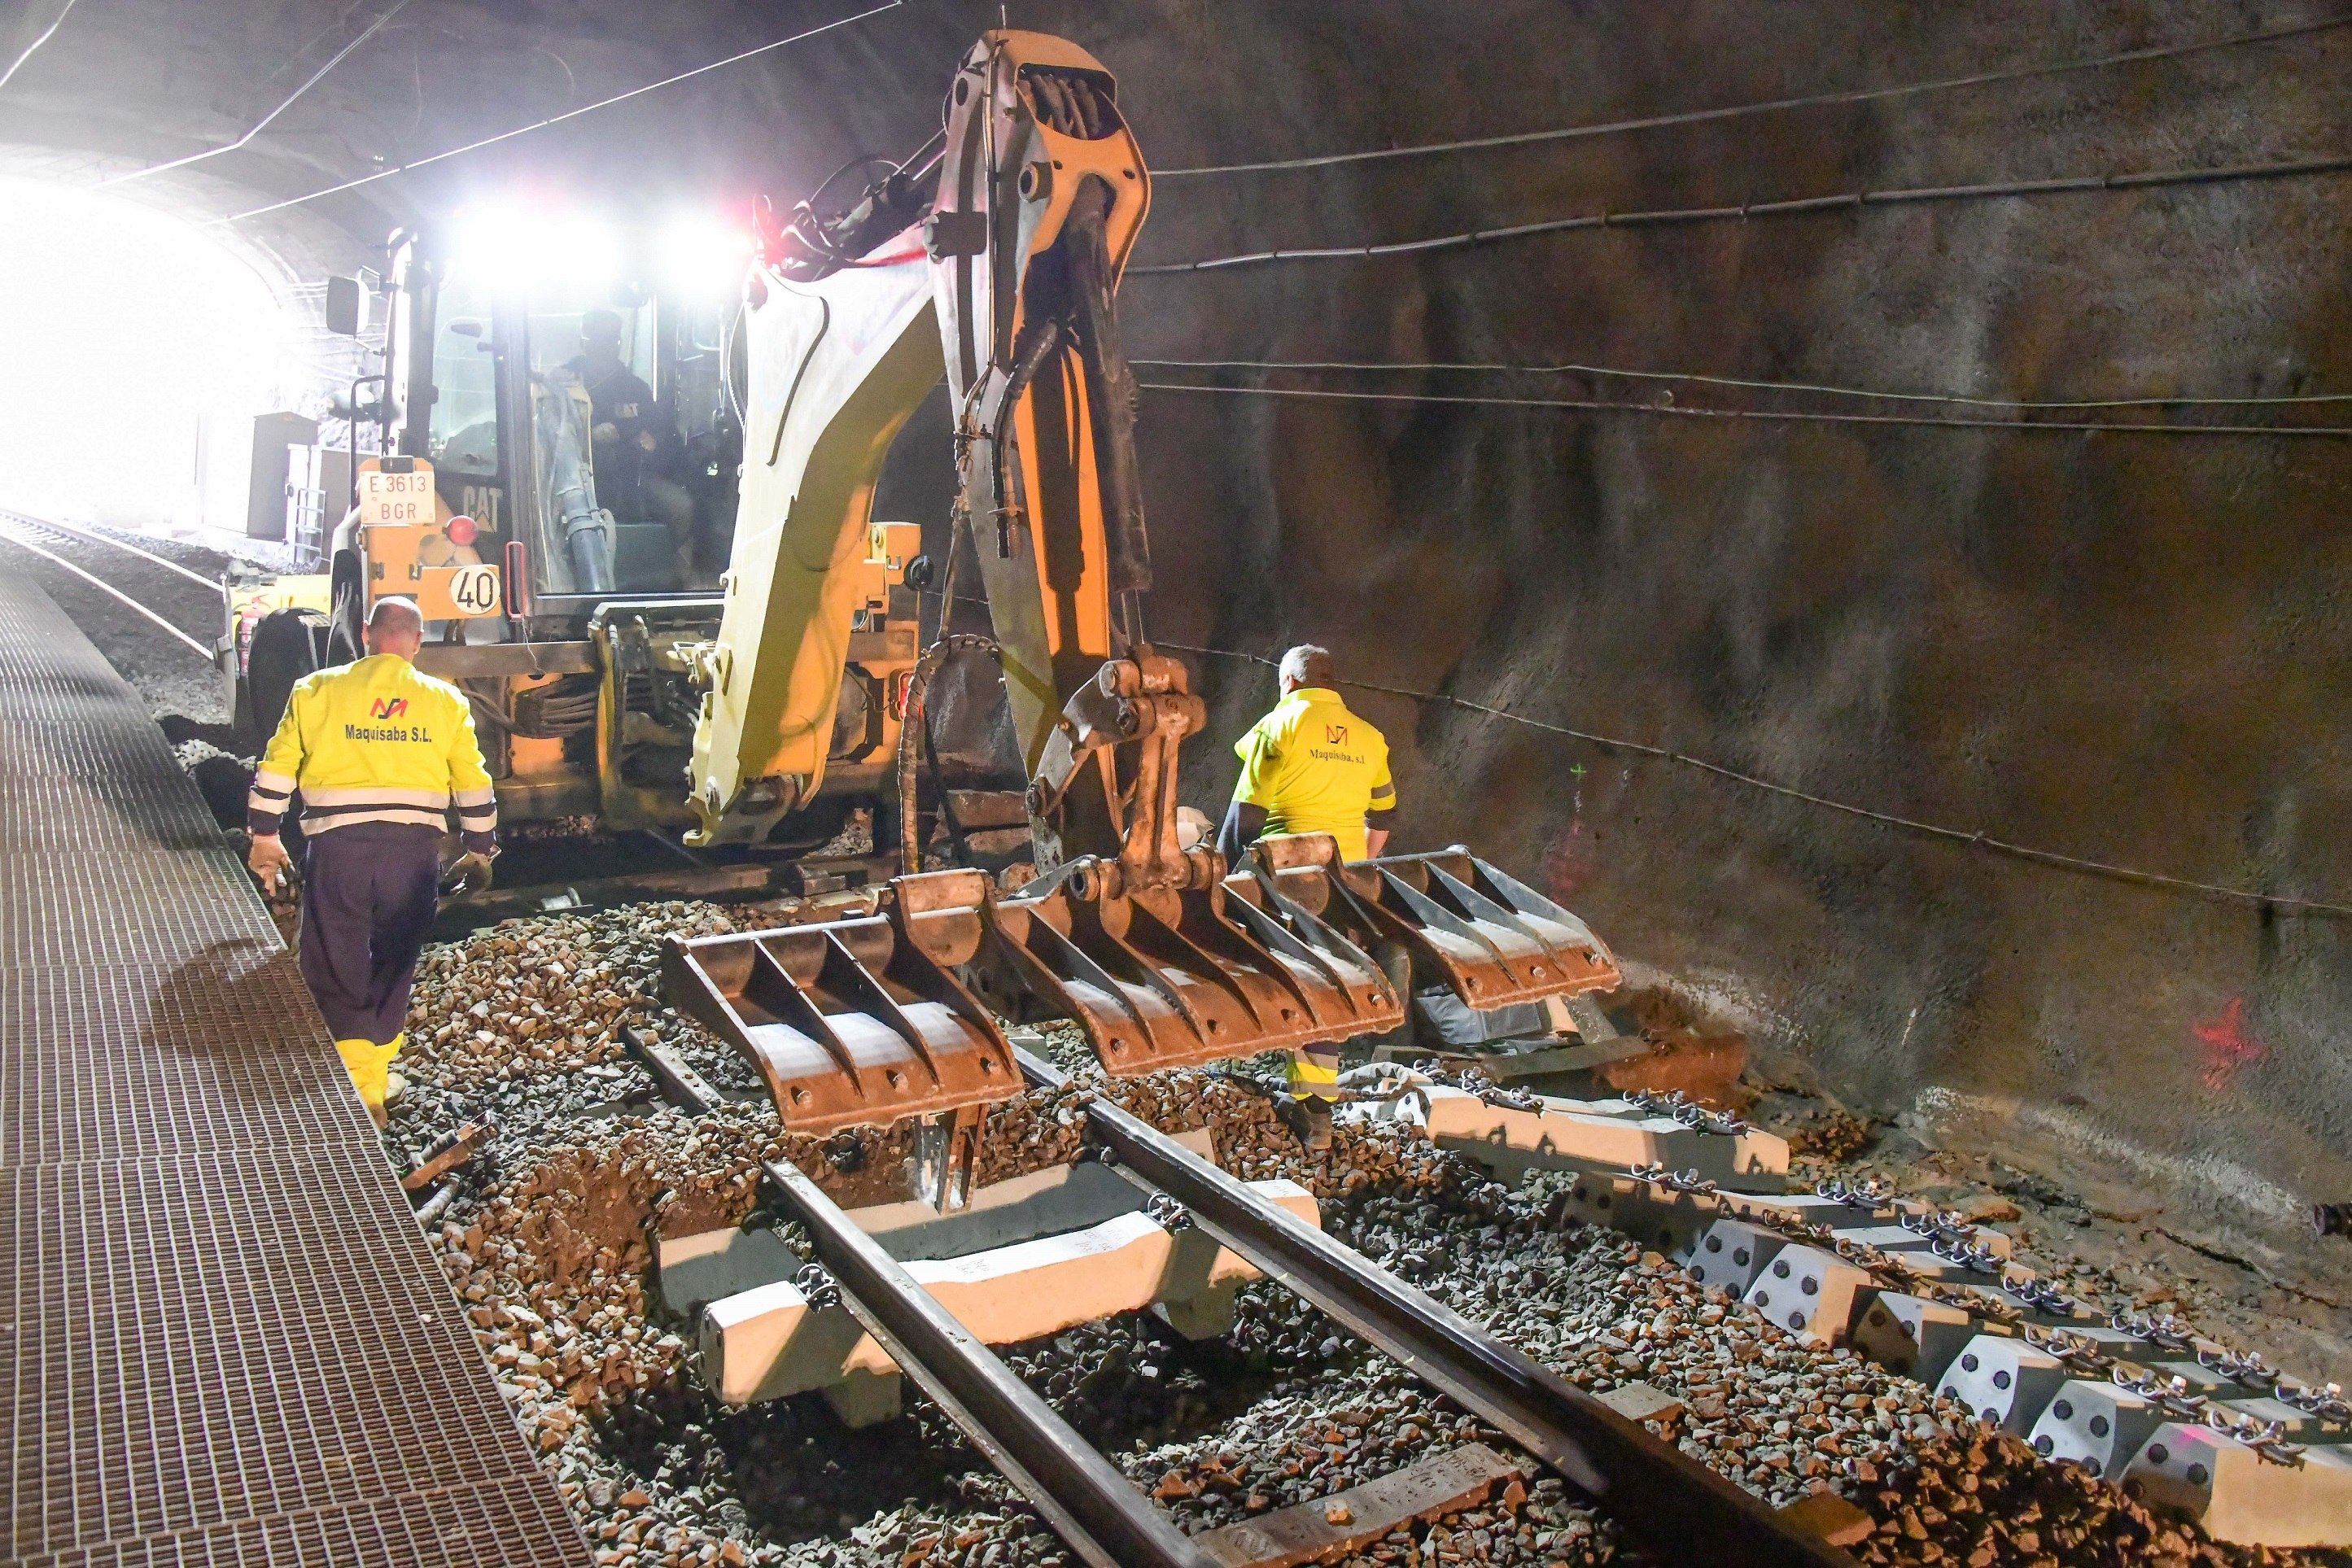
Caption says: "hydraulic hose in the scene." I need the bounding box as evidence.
[1061,180,1151,600]
[897,633,1000,875]
[537,381,614,593]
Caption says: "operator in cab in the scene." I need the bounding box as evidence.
[1216,644,1396,1149]
[570,308,697,583]
[571,308,657,469]
[245,599,497,1126]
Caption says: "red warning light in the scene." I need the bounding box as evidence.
[446,514,479,546]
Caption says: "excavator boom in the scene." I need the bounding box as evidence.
[667,32,1623,1205]
[682,251,938,844]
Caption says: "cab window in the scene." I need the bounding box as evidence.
[427,277,500,478]
[525,290,691,595]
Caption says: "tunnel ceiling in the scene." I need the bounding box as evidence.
[7,0,2352,1226]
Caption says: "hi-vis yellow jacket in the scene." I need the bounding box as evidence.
[1231,686,1395,862]
[247,654,497,850]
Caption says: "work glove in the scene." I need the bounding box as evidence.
[247,833,294,898]
[441,850,495,899]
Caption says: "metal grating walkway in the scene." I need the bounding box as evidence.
[0,575,591,1568]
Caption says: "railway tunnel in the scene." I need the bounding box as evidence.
[3,3,2351,1566]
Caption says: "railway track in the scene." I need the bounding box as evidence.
[632,1013,2352,1561]
[400,902,2352,1568]
[631,1025,1853,1567]
[0,507,225,660]
[8,512,2335,1562]
[1352,1071,2352,1553]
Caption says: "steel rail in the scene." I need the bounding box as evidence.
[759,1157,1218,1568]
[619,1025,724,1116]
[0,509,225,588]
[0,518,216,659]
[1075,1094,1857,1567]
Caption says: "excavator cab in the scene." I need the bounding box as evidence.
[386,231,745,605]
[232,225,929,839]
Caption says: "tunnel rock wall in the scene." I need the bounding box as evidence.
[1086,2,2352,1229]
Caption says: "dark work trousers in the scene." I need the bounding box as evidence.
[298,822,443,1045]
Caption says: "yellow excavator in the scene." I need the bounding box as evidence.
[651,31,1625,1203]
[225,212,933,846]
[225,31,1620,1197]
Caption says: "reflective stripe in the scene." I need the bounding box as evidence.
[299,784,453,810]
[457,813,496,832]
[259,655,496,837]
[301,800,446,822]
[303,808,448,832]
[454,785,495,808]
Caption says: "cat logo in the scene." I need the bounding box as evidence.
[370,697,409,720]
[1324,722,1349,745]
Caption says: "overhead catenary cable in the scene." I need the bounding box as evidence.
[0,523,215,660]
[1139,379,2352,437]
[1159,640,2352,919]
[214,0,903,225]
[1157,11,2352,177]
[1134,358,2352,412]
[0,0,81,94]
[1131,151,2352,274]
[95,0,413,190]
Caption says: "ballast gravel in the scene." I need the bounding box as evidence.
[391,904,2344,1568]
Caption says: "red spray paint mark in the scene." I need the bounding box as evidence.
[2192,997,2266,1090]
[1542,765,1593,900]
[1543,824,1591,901]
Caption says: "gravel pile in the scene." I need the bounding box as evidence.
[169,736,256,828]
[1843,1429,2335,1568]
[1371,1168,1939,1508]
[406,902,739,1096]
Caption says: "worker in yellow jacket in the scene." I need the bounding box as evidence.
[245,598,496,1124]
[1215,644,1396,1149]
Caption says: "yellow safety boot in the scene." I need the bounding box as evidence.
[334,1037,395,1127]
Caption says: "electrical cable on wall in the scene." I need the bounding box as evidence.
[1134,358,2352,412]
[1139,379,2352,437]
[216,0,905,225]
[1157,640,2352,919]
[94,0,413,190]
[1157,11,2352,177]
[1130,151,2352,274]
[0,0,81,94]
